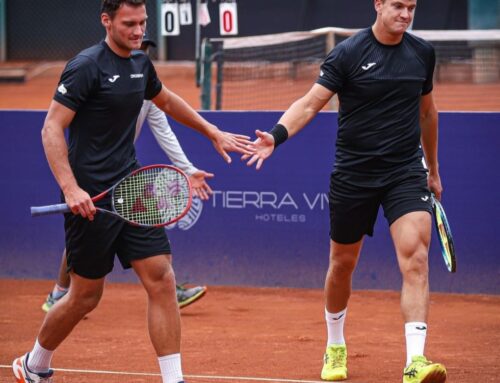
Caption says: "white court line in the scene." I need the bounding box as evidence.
[0,365,324,383]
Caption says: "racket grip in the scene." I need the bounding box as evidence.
[31,203,71,216]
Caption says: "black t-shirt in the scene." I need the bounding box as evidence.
[317,28,435,187]
[53,41,162,199]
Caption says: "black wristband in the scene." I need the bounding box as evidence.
[269,123,289,148]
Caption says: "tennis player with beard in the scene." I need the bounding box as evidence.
[13,1,253,383]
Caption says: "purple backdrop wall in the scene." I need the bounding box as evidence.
[0,111,498,294]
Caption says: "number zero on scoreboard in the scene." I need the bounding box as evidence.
[219,3,238,36]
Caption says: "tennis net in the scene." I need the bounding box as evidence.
[200,27,500,111]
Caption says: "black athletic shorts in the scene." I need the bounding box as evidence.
[328,170,433,244]
[64,205,171,279]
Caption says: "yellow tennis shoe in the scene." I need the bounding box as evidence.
[403,355,447,383]
[321,344,347,381]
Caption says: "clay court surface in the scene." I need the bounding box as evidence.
[1,64,500,382]
[0,62,499,111]
[1,279,500,383]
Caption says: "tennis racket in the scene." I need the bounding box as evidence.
[431,194,457,273]
[31,164,192,227]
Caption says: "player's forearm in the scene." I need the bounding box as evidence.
[278,97,318,138]
[420,111,439,174]
[157,91,219,140]
[278,85,331,138]
[419,93,439,174]
[147,106,198,174]
[41,122,79,194]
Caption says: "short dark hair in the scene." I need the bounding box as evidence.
[101,0,146,19]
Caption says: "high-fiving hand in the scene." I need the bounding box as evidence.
[212,130,255,163]
[242,130,275,170]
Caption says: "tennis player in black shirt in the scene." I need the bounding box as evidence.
[245,1,446,382]
[12,1,253,383]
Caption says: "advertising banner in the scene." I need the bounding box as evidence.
[0,111,498,294]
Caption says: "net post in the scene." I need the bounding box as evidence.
[156,0,167,61]
[200,39,213,110]
[195,0,201,87]
[212,41,224,110]
[0,0,6,61]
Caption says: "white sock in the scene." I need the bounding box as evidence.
[52,284,69,299]
[28,339,54,373]
[405,322,427,366]
[325,307,347,346]
[158,353,183,383]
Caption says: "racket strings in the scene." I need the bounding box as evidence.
[113,167,190,226]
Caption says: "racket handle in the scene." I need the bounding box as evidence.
[31,203,71,216]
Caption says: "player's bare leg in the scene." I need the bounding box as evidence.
[391,211,431,323]
[132,254,183,383]
[325,239,363,313]
[391,211,446,382]
[42,251,71,312]
[54,250,71,288]
[321,239,363,381]
[11,272,105,379]
[38,272,105,350]
[132,254,181,355]
[14,272,104,380]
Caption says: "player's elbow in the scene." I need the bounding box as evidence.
[41,120,62,147]
[419,96,438,122]
[41,123,50,144]
[41,122,54,144]
[420,108,436,123]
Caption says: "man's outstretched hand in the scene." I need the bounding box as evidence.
[242,130,275,170]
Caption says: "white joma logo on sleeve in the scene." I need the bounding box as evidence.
[57,84,67,94]
[362,63,376,70]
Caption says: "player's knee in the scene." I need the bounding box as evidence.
[329,255,357,277]
[144,267,176,297]
[402,251,429,279]
[80,295,101,313]
[67,289,102,315]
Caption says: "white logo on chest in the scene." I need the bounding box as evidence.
[108,75,120,83]
[362,62,376,70]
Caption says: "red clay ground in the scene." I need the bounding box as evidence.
[0,62,499,111]
[0,279,499,383]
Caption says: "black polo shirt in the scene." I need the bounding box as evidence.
[53,41,162,198]
[317,28,435,187]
